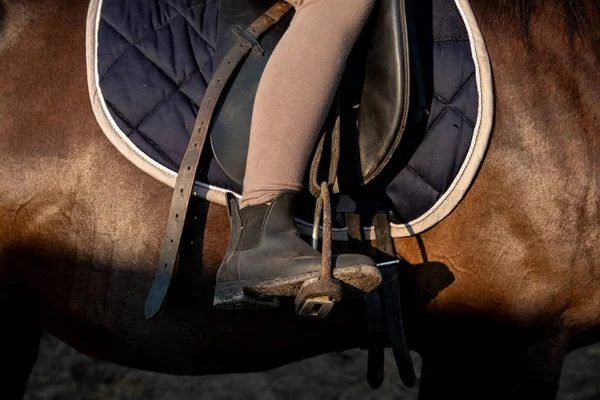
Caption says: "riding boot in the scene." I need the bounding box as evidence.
[213,191,382,309]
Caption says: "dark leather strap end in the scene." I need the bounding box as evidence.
[145,274,171,319]
[374,212,416,388]
[365,289,385,389]
[380,264,416,388]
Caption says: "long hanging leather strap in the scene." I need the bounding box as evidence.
[145,1,293,319]
[373,213,416,388]
[346,213,385,389]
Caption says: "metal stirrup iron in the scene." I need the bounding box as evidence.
[296,94,343,318]
[295,182,343,317]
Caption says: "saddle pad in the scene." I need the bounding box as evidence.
[86,0,493,240]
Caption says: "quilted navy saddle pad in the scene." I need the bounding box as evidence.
[86,0,493,239]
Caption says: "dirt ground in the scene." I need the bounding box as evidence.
[24,333,600,400]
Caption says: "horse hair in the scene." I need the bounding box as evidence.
[483,0,600,38]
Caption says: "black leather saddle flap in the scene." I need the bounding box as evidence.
[209,0,410,188]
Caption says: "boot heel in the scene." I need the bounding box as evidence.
[213,282,279,310]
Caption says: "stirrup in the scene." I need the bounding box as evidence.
[295,182,343,318]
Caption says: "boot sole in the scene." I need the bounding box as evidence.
[213,264,382,310]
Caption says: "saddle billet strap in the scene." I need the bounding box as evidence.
[144,1,294,320]
[373,213,416,388]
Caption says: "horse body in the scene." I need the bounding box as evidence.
[0,0,599,398]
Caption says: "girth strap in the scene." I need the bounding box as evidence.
[144,1,293,319]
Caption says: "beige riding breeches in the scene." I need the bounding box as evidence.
[240,0,376,207]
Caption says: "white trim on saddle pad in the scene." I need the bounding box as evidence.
[86,0,494,241]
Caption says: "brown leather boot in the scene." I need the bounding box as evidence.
[213,191,382,310]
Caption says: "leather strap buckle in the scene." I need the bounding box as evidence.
[232,25,265,55]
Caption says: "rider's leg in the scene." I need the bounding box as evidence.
[240,0,376,207]
[214,0,380,309]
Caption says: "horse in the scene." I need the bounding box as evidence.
[1,0,599,398]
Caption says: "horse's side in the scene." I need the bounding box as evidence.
[1,0,599,398]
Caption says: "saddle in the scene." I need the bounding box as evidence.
[210,0,420,189]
